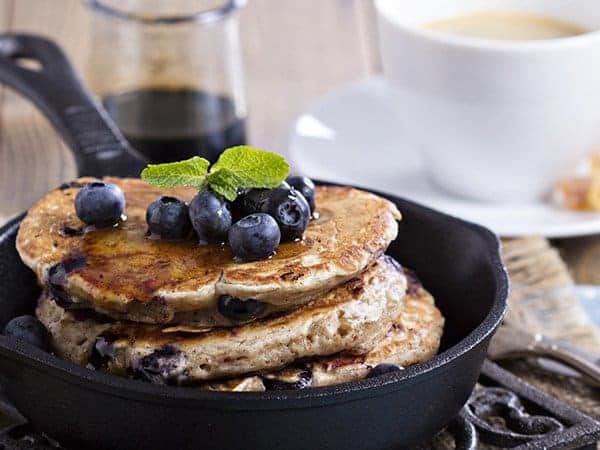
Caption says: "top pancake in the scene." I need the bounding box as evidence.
[17,177,401,325]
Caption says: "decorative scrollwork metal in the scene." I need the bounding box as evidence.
[446,412,478,450]
[0,423,61,449]
[463,386,564,447]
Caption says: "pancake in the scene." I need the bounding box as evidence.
[202,271,444,391]
[37,256,407,383]
[19,178,401,326]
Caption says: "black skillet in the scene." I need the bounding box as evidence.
[0,34,508,450]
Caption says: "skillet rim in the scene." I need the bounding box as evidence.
[0,184,508,409]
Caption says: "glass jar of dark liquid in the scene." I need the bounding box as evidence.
[85,0,247,163]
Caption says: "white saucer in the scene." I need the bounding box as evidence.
[288,77,600,238]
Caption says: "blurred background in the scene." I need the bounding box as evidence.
[0,0,379,222]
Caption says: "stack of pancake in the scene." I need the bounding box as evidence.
[16,177,444,391]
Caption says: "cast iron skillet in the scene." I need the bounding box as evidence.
[0,34,508,450]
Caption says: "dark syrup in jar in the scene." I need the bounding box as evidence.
[103,88,247,163]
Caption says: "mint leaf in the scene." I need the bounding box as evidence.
[140,156,210,189]
[208,146,289,196]
[205,168,240,201]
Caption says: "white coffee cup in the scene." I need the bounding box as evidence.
[375,0,600,202]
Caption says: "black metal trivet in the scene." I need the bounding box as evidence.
[1,361,599,450]
[419,360,600,450]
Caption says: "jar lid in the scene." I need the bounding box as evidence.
[85,0,246,25]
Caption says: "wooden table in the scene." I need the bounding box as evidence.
[0,0,380,223]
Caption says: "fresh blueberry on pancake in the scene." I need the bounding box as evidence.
[188,190,232,244]
[217,295,266,322]
[74,181,125,228]
[230,188,250,220]
[228,213,280,260]
[3,315,50,351]
[146,196,192,239]
[140,147,307,257]
[287,176,316,213]
[233,185,280,217]
[262,183,311,241]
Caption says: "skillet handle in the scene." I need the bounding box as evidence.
[0,33,148,178]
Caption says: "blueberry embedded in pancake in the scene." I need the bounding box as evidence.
[18,177,401,326]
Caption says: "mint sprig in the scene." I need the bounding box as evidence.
[140,146,290,201]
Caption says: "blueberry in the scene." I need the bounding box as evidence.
[233,182,312,240]
[230,188,252,221]
[366,363,402,378]
[88,335,117,369]
[228,213,281,261]
[3,315,50,351]
[287,176,316,213]
[47,257,87,307]
[263,369,312,390]
[74,181,125,228]
[189,191,232,244]
[61,225,84,237]
[263,185,310,241]
[135,345,188,385]
[146,196,191,239]
[217,295,266,322]
[234,183,290,217]
[47,256,87,288]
